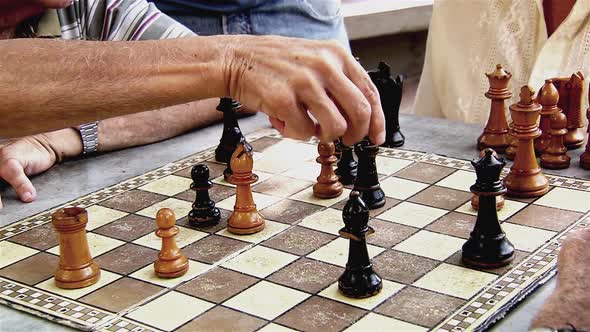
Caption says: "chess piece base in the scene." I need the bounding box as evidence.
[55,263,101,289]
[581,152,590,170]
[335,168,357,185]
[189,208,221,227]
[338,266,383,299]
[223,166,233,183]
[504,173,549,198]
[540,155,571,170]
[462,235,515,268]
[565,129,586,149]
[228,211,265,235]
[382,130,405,148]
[154,257,189,278]
[313,181,344,199]
[471,194,504,211]
[357,187,386,210]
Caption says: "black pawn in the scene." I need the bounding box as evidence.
[335,144,357,185]
[368,62,405,147]
[353,139,385,209]
[188,164,221,226]
[462,149,514,268]
[215,98,244,163]
[338,191,382,298]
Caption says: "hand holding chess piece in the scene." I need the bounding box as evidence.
[154,208,189,278]
[462,149,514,267]
[227,142,265,234]
[52,207,101,289]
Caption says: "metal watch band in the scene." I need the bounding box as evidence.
[78,121,99,155]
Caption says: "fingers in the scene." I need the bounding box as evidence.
[0,158,37,203]
[268,116,285,134]
[325,72,372,145]
[297,83,347,143]
[343,59,386,145]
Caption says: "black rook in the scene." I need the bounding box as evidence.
[353,139,385,209]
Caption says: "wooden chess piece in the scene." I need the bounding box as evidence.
[335,144,358,185]
[471,150,504,210]
[52,207,101,289]
[338,191,382,298]
[188,164,221,226]
[565,72,586,149]
[504,86,549,198]
[313,141,344,198]
[154,208,189,278]
[540,110,571,169]
[368,62,405,148]
[215,98,244,163]
[477,64,512,153]
[579,89,590,169]
[227,142,265,234]
[462,149,515,268]
[535,80,560,154]
[505,123,518,161]
[353,139,386,209]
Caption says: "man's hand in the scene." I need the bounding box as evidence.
[223,35,385,146]
[0,129,82,208]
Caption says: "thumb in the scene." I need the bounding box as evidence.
[0,158,37,203]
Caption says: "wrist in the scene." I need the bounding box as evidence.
[43,128,83,162]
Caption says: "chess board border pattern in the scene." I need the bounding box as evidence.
[0,128,588,332]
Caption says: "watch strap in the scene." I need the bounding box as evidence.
[77,121,99,155]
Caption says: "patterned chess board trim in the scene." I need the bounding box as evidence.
[435,212,590,332]
[0,278,113,331]
[99,318,162,332]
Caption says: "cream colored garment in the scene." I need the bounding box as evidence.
[412,0,590,124]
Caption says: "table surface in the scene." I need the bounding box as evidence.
[1,113,587,332]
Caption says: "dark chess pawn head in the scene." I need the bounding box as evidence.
[335,144,358,185]
[462,149,515,268]
[188,164,221,226]
[338,191,382,299]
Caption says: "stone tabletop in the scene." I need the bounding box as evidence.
[1,113,587,331]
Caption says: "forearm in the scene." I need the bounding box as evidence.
[97,99,222,152]
[0,37,229,138]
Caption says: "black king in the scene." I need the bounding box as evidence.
[338,191,383,298]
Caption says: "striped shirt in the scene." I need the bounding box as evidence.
[56,0,196,41]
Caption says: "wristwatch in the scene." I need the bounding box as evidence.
[77,121,99,155]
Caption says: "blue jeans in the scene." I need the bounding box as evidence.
[167,0,350,49]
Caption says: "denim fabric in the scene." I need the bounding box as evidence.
[154,0,268,13]
[158,0,349,48]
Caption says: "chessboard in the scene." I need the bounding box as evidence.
[1,128,589,332]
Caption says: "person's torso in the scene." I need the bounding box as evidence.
[150,0,270,14]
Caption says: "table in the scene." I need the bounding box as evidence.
[1,113,587,332]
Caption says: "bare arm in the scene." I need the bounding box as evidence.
[0,37,227,138]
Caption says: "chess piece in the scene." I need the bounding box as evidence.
[52,207,101,289]
[353,139,386,209]
[505,123,518,161]
[313,141,344,198]
[368,62,405,147]
[334,139,343,161]
[338,191,382,298]
[535,80,560,154]
[215,98,244,163]
[227,142,265,234]
[564,72,586,149]
[504,86,549,198]
[477,64,512,153]
[579,89,590,169]
[462,149,515,268]
[472,149,504,210]
[188,164,221,226]
[224,136,250,183]
[154,208,189,278]
[540,110,571,169]
[335,144,358,185]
